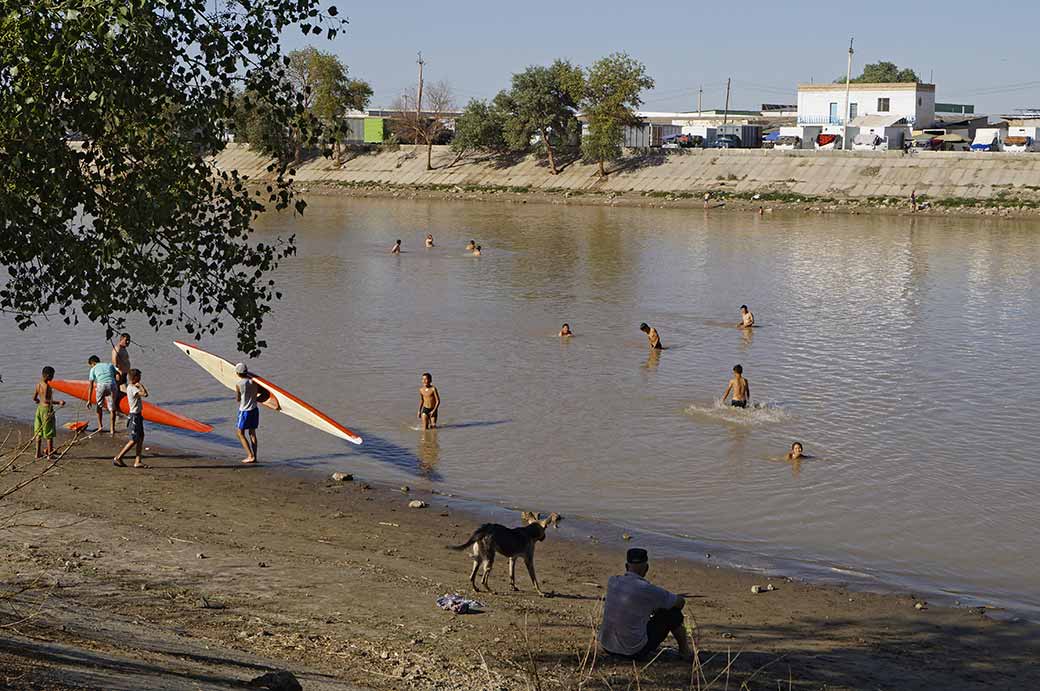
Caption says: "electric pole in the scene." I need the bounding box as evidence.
[843,37,854,151]
[416,51,425,126]
[697,86,703,115]
[723,78,731,125]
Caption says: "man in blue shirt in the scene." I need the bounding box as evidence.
[87,355,119,435]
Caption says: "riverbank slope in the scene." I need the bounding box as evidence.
[212,143,1040,214]
[1,423,1037,690]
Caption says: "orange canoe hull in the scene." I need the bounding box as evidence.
[51,380,213,434]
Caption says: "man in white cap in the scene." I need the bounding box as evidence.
[235,362,262,464]
[599,548,694,660]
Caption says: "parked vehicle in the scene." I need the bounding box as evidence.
[814,133,842,151]
[1003,136,1038,152]
[714,134,742,149]
[852,133,886,151]
[971,128,1003,151]
[773,135,802,151]
[717,124,762,149]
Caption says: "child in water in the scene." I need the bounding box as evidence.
[559,323,573,337]
[722,364,750,408]
[786,442,804,460]
[417,372,440,430]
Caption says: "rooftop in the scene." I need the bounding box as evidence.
[797,82,936,92]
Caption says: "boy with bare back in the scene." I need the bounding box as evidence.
[722,364,750,408]
[640,322,662,349]
[33,366,66,458]
[417,372,440,429]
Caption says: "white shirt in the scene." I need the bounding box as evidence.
[237,377,258,412]
[598,571,679,655]
[125,383,143,414]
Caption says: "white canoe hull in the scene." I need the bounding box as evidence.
[174,340,362,445]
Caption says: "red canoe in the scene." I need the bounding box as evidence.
[50,380,213,434]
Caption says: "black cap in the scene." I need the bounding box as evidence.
[626,548,648,564]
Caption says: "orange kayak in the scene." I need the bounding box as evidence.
[50,380,213,434]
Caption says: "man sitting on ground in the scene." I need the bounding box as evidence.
[599,548,694,660]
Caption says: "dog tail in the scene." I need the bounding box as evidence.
[447,524,491,551]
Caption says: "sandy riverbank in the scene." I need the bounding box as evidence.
[1,422,1038,690]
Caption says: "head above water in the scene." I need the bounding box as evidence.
[41,366,55,381]
[740,305,748,313]
[421,372,432,385]
[395,239,401,245]
[561,323,570,331]
[791,442,803,454]
[128,368,142,383]
[733,364,743,375]
[88,355,100,366]
[625,547,649,576]
[639,323,650,333]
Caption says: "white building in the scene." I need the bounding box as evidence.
[796,82,935,128]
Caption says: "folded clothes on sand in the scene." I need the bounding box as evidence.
[436,593,485,614]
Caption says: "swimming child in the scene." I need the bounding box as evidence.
[426,233,435,247]
[786,442,804,460]
[465,240,476,251]
[738,305,755,328]
[722,364,750,408]
[33,366,66,459]
[559,323,573,337]
[640,322,662,349]
[417,372,440,430]
[391,239,402,254]
[472,245,482,256]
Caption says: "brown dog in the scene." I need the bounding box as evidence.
[448,511,562,595]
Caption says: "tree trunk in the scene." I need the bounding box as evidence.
[598,159,606,177]
[542,128,557,175]
[426,140,433,170]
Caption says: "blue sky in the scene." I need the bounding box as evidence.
[282,0,1040,115]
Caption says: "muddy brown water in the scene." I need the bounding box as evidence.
[2,197,1038,614]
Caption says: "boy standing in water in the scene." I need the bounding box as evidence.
[722,364,750,408]
[738,305,754,328]
[391,239,402,254]
[33,366,66,459]
[417,372,440,429]
[113,369,148,468]
[640,322,662,349]
[87,355,119,435]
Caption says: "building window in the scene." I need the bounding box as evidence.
[918,97,922,106]
[829,102,839,123]
[877,98,890,112]
[850,102,858,119]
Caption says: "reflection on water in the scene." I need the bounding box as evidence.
[2,197,1039,613]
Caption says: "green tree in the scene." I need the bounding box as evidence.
[496,61,584,175]
[581,53,654,177]
[836,61,920,84]
[451,98,508,162]
[0,1,344,355]
[286,46,372,159]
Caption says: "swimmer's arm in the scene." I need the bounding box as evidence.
[430,387,440,414]
[722,381,733,401]
[417,391,424,417]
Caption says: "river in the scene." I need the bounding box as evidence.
[2,196,1038,615]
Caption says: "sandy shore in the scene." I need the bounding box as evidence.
[1,422,1037,690]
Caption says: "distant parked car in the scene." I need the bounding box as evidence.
[714,134,742,149]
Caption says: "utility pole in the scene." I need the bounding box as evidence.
[843,37,854,151]
[416,51,425,128]
[723,78,731,125]
[697,86,703,115]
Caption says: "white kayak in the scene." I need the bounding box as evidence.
[174,340,362,445]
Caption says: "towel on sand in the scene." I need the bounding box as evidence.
[436,593,485,614]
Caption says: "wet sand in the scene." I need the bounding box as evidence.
[1,423,1038,690]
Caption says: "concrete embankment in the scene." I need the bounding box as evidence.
[213,143,1040,206]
